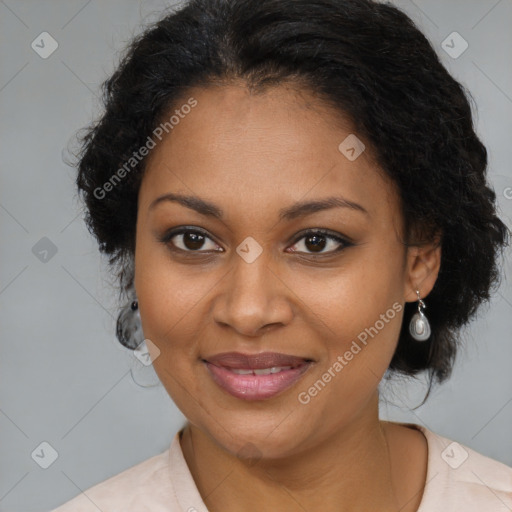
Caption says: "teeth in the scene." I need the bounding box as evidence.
[230,366,293,375]
[254,368,272,375]
[270,366,292,373]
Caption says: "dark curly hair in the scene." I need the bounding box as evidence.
[73,0,510,392]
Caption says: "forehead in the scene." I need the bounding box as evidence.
[140,83,400,226]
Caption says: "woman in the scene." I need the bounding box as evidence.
[52,0,512,510]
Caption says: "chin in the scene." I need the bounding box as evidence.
[197,410,313,461]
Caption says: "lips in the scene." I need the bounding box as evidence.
[203,351,313,401]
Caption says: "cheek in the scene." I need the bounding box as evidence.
[134,235,214,347]
[291,246,404,346]
[134,255,209,418]
[292,250,405,400]
[294,288,403,436]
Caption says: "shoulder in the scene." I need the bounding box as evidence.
[50,445,178,511]
[414,424,512,511]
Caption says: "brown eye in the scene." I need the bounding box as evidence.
[304,233,327,252]
[181,231,206,250]
[288,230,350,256]
[160,228,222,253]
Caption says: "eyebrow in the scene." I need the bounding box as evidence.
[149,193,369,220]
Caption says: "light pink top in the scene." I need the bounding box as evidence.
[51,423,512,511]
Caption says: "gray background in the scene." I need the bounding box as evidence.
[0,0,511,510]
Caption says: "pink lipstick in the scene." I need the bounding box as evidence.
[203,351,313,400]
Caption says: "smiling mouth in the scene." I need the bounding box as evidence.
[228,365,298,375]
[202,351,314,401]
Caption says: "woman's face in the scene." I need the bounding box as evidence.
[134,83,439,459]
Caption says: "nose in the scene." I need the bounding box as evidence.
[212,250,294,338]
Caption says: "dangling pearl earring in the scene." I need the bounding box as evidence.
[116,296,144,350]
[409,290,431,341]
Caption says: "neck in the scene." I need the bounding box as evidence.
[180,393,410,512]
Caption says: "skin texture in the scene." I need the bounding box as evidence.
[134,82,441,512]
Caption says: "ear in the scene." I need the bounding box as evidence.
[403,234,442,303]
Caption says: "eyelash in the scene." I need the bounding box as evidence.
[158,226,353,258]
